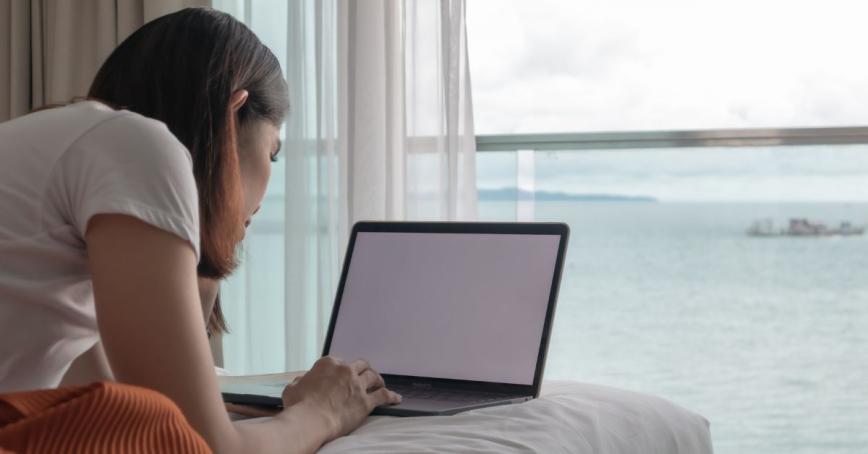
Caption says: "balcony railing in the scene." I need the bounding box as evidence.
[249,126,868,232]
[475,126,868,152]
[474,126,868,221]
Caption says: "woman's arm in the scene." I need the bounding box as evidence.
[60,341,114,386]
[85,214,398,453]
[61,276,217,387]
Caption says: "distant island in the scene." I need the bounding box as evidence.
[478,188,657,202]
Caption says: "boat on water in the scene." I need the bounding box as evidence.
[747,218,865,237]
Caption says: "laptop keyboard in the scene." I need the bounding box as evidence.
[263,382,516,404]
[386,384,513,403]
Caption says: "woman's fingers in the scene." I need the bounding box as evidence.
[350,359,392,395]
[366,387,402,410]
[349,359,370,375]
[360,368,385,392]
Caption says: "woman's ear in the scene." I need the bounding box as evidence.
[229,89,249,112]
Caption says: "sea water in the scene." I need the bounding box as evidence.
[479,201,868,454]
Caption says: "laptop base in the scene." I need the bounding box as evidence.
[222,383,533,417]
[372,395,532,416]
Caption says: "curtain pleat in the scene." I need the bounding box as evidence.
[0,0,30,120]
[0,0,208,122]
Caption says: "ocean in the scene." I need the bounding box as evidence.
[478,201,868,454]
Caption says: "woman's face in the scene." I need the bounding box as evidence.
[237,120,281,233]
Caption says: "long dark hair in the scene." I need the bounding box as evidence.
[88,8,289,333]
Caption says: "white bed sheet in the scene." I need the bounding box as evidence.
[318,381,713,454]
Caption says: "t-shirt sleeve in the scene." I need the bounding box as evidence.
[48,112,201,259]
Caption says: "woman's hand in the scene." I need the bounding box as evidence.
[281,357,401,440]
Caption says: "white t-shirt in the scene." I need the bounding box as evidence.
[0,101,200,392]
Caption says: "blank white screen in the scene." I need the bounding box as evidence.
[328,232,560,385]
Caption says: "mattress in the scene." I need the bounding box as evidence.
[317,381,713,453]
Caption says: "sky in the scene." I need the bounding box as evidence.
[467,0,868,134]
[467,0,868,202]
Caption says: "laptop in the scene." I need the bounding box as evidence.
[222,221,569,416]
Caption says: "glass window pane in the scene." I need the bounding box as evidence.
[478,145,868,453]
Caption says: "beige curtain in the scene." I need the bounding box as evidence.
[0,0,207,122]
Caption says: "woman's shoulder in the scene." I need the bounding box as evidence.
[77,101,185,150]
[3,101,187,165]
[64,101,193,170]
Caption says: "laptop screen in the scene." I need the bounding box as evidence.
[327,231,561,385]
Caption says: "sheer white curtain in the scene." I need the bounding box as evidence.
[217,0,477,374]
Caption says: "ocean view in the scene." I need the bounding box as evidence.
[224,194,868,453]
[478,200,868,454]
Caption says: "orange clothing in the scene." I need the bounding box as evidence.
[0,381,211,454]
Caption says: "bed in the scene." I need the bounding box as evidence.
[284,380,713,453]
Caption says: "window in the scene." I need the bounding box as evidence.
[469,1,868,453]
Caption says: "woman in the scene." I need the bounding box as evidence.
[0,8,399,453]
